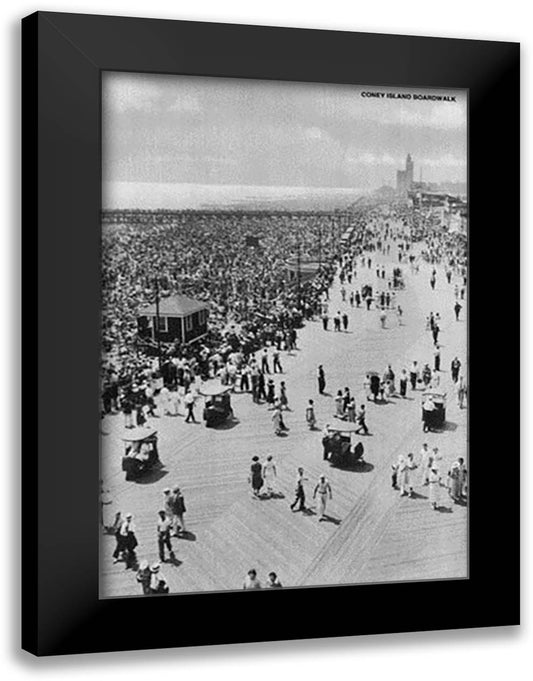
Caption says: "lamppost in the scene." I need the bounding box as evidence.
[152,276,163,371]
[318,220,322,269]
[296,238,302,305]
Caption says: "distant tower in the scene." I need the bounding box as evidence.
[405,153,414,189]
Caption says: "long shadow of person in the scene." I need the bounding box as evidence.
[410,491,428,500]
[178,530,197,541]
[319,514,342,525]
[166,554,183,567]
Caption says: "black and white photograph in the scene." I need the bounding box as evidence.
[99,72,468,598]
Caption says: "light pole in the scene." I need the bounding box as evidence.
[153,277,163,371]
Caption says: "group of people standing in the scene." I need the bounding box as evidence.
[391,443,467,510]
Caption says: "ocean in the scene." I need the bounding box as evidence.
[103,182,365,212]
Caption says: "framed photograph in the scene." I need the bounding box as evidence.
[23,11,519,656]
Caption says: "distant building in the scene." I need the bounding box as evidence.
[137,294,209,345]
[396,153,414,196]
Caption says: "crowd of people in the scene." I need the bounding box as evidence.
[101,197,468,595]
[391,444,468,510]
[101,210,374,396]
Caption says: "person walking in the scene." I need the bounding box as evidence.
[409,361,419,391]
[251,367,259,404]
[261,348,271,374]
[396,305,403,326]
[279,381,289,410]
[433,345,441,372]
[162,488,178,536]
[346,396,356,422]
[450,357,461,383]
[306,399,317,430]
[122,394,134,428]
[457,376,467,409]
[355,405,369,435]
[342,312,349,331]
[115,512,138,568]
[334,390,344,419]
[240,363,251,392]
[422,393,436,432]
[256,370,266,402]
[262,455,278,497]
[149,563,170,594]
[266,571,283,588]
[428,467,441,510]
[400,453,418,497]
[448,458,466,502]
[273,350,283,374]
[156,510,174,563]
[432,447,443,485]
[136,560,152,595]
[173,487,187,534]
[313,474,332,521]
[422,364,432,388]
[111,511,125,563]
[454,301,462,321]
[243,568,262,589]
[321,424,332,461]
[395,455,406,494]
[249,456,263,497]
[184,389,197,423]
[266,378,275,406]
[399,369,408,398]
[321,313,329,331]
[419,443,432,486]
[290,467,308,512]
[317,365,326,395]
[379,310,387,329]
[272,406,285,436]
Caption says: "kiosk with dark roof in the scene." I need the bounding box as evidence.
[137,294,209,345]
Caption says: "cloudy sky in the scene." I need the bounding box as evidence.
[102,72,467,191]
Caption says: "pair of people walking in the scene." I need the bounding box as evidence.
[243,569,282,589]
[162,486,187,536]
[290,469,332,521]
[249,455,278,497]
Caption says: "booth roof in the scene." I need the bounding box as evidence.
[139,294,209,317]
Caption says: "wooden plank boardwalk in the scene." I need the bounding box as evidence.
[100,242,467,598]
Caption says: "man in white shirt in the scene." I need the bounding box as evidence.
[313,475,333,521]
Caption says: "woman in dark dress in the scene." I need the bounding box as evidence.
[317,365,326,395]
[249,456,263,497]
[266,379,275,406]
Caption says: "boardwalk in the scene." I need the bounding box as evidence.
[100,239,467,597]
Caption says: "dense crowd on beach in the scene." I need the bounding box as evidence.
[100,208,377,405]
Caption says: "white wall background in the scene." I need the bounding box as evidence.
[3,0,529,677]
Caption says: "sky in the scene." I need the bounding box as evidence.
[102,72,467,192]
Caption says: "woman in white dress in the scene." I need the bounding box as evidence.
[334,391,344,418]
[262,455,277,497]
[428,468,440,510]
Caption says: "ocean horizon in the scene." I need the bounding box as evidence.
[103,182,366,211]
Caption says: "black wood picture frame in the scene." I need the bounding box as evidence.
[22,11,520,657]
